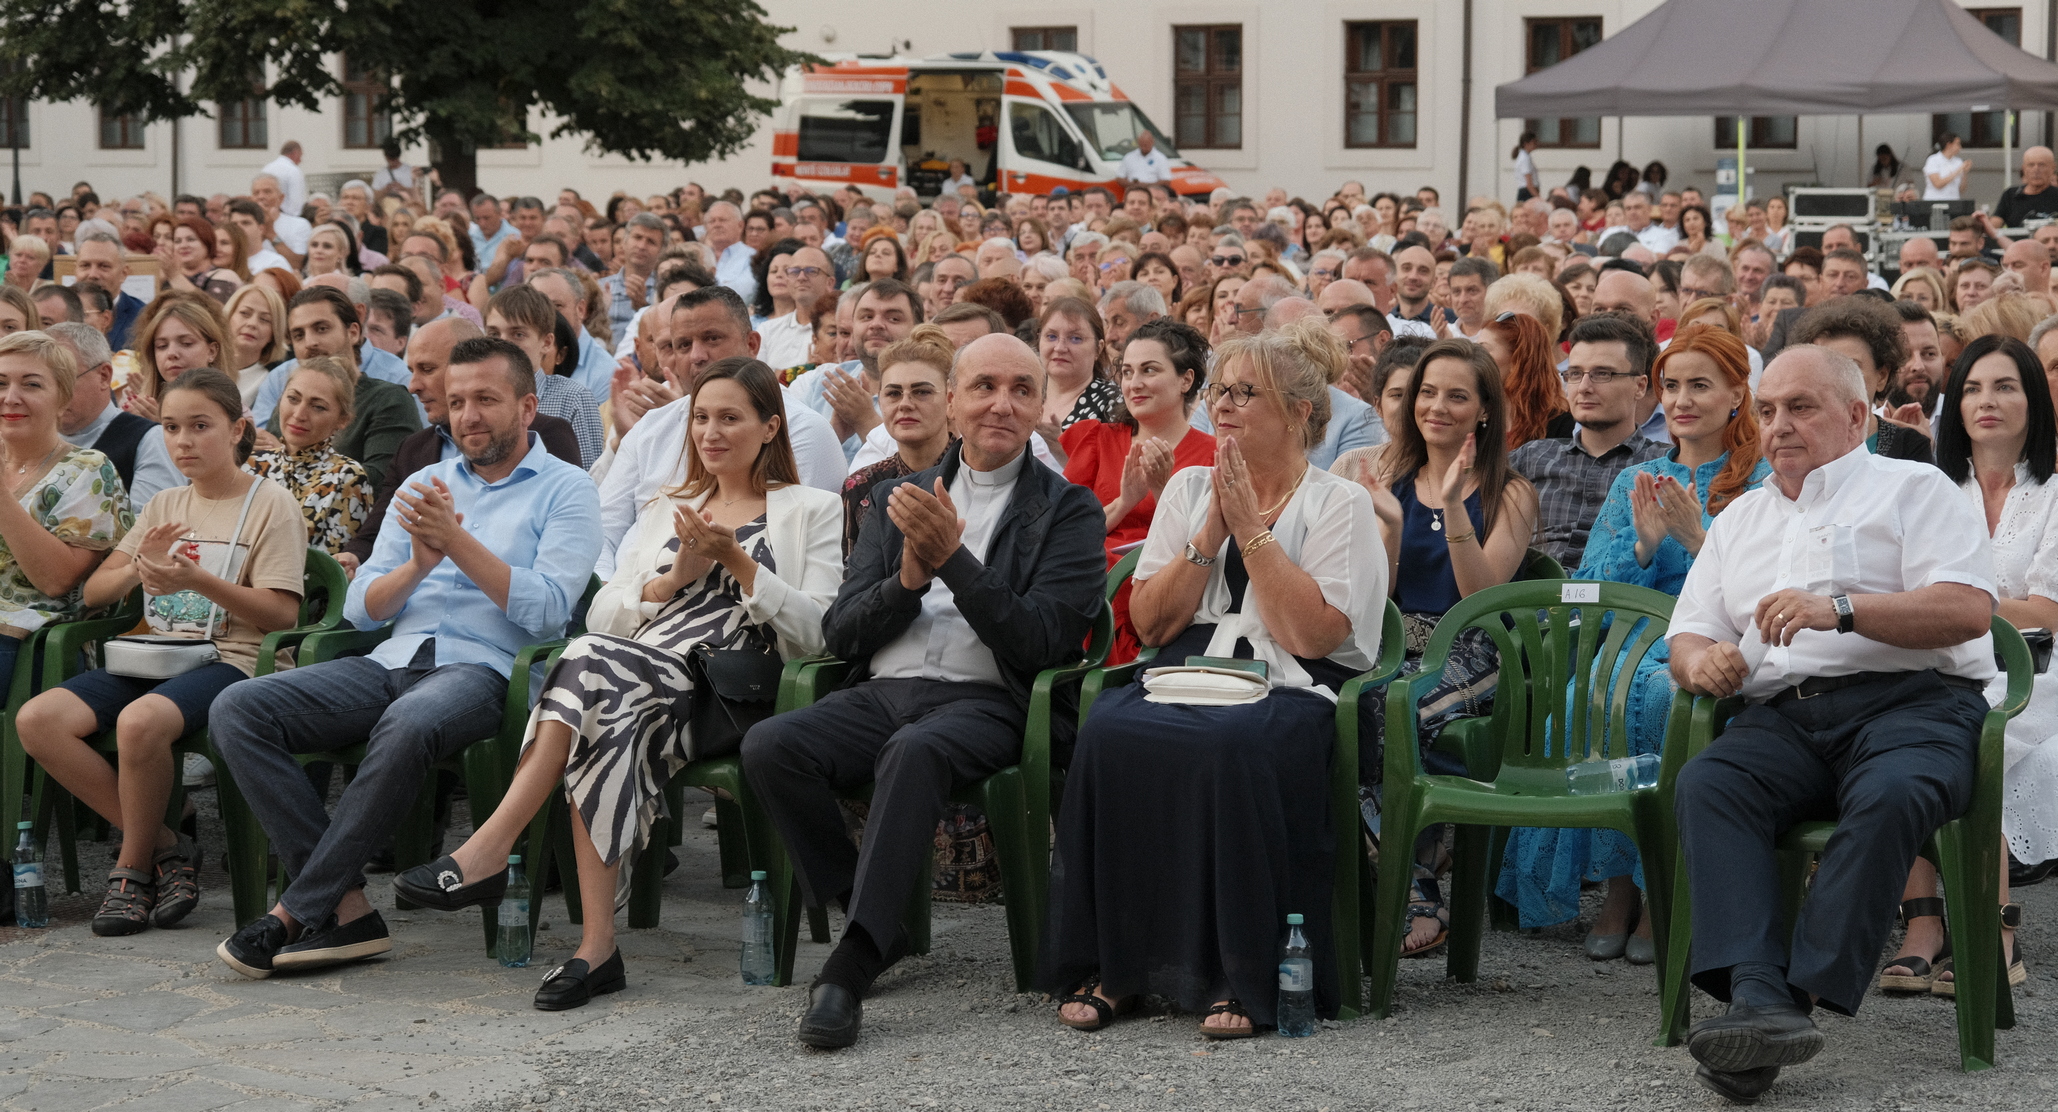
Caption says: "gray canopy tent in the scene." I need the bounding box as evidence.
[1494,0,2058,196]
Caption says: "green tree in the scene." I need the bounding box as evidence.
[0,0,813,195]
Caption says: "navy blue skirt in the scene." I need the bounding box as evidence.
[1037,682,1341,1025]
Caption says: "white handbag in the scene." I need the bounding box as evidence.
[103,478,263,680]
[1140,664,1270,706]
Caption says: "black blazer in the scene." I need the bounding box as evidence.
[826,444,1106,748]
[342,414,584,563]
[1874,420,1936,466]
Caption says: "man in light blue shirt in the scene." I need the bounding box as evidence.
[702,201,758,304]
[210,337,601,980]
[468,194,517,270]
[601,213,666,342]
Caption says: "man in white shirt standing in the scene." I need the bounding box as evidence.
[1666,345,1997,1104]
[1117,130,1173,186]
[742,333,1105,1050]
[260,141,307,221]
[702,201,759,305]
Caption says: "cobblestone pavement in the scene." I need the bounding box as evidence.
[3,785,2057,1111]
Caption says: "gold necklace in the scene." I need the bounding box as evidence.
[1256,465,1309,517]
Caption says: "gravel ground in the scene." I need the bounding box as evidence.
[8,779,2057,1112]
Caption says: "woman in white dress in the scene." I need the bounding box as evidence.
[1879,334,2051,996]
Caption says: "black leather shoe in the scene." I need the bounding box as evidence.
[216,914,291,980]
[798,979,862,1049]
[1687,1002,1823,1073]
[393,855,508,912]
[1695,1064,1781,1104]
[273,911,393,971]
[534,950,627,1011]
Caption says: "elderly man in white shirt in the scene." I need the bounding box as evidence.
[1117,131,1173,185]
[1665,345,1997,1104]
[259,141,308,220]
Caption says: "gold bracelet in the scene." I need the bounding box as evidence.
[1444,529,1477,545]
[1242,530,1276,558]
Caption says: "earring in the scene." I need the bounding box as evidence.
[1730,407,1738,417]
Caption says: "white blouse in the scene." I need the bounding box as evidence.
[1964,464,2058,604]
[1136,464,1386,696]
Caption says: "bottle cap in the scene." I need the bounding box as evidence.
[507,854,521,865]
[1286,913,1304,925]
[16,821,30,830]
[750,869,768,880]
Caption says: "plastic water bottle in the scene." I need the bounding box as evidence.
[741,869,774,985]
[1276,913,1316,1037]
[496,855,530,968]
[12,821,47,929]
[1565,753,1661,795]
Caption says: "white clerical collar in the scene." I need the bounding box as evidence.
[964,447,1027,487]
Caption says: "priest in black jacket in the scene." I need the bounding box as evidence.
[742,332,1106,1050]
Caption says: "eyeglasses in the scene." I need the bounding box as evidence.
[782,266,827,280]
[1309,267,1338,280]
[1201,382,1267,407]
[1229,304,1266,318]
[1211,255,1246,267]
[1678,287,1723,303]
[1494,311,1519,323]
[1559,369,1641,385]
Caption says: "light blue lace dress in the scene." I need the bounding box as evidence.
[1496,450,1771,927]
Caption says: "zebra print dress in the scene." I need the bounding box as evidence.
[526,515,776,867]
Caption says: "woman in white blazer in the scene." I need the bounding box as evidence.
[395,358,842,1009]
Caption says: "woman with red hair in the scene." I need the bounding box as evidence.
[1498,323,1770,962]
[1479,310,1568,450]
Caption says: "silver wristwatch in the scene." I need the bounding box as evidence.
[1183,542,1216,568]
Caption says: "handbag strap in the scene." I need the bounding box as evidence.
[199,476,265,639]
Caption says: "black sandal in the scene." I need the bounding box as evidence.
[1402,871,1450,959]
[1933,903,2028,997]
[1879,896,1948,993]
[1200,999,1259,1040]
[1056,975,1136,1031]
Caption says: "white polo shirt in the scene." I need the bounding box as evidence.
[1670,444,1997,702]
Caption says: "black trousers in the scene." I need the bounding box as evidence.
[1676,669,1988,1016]
[740,678,1023,947]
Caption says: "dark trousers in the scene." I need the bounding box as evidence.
[209,644,508,926]
[1675,669,1988,1016]
[740,678,1023,947]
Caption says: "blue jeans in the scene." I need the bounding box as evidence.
[209,643,507,926]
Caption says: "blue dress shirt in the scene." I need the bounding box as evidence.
[343,432,601,678]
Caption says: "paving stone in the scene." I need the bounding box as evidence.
[97,1078,245,1112]
[5,1075,154,1112]
[188,1063,366,1103]
[0,1018,59,1045]
[9,952,185,994]
[39,994,209,1033]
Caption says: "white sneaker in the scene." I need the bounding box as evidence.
[702,807,719,828]
[182,753,216,788]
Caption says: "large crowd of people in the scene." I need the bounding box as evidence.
[3,131,2056,1102]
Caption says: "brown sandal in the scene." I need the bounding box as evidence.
[151,835,201,929]
[91,867,157,937]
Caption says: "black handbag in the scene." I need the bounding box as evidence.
[683,638,784,760]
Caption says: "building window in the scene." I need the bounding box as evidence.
[492,100,528,150]
[1713,116,1797,150]
[1935,9,2023,148]
[1524,17,1602,148]
[1011,27,1077,53]
[218,85,268,150]
[1173,24,1242,149]
[342,56,391,149]
[98,108,144,150]
[1344,21,1417,149]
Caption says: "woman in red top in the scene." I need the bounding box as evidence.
[1062,318,1217,663]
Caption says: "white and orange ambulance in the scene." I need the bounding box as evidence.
[769,50,1226,200]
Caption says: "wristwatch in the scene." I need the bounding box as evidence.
[1831,594,1855,634]
[1183,542,1217,568]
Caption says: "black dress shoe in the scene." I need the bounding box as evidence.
[1687,1002,1824,1073]
[798,979,862,1049]
[1696,1064,1781,1104]
[393,855,508,912]
[273,911,393,970]
[534,950,627,1011]
[217,914,292,980]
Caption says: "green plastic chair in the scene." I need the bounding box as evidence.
[749,602,1113,991]
[1368,579,1677,1020]
[1519,547,1567,583]
[27,549,351,896]
[1654,617,2031,1071]
[215,573,600,958]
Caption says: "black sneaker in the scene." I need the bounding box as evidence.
[273,910,393,971]
[217,914,292,980]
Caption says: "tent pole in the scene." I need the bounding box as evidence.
[1857,117,1864,187]
[2007,111,2015,192]
[1457,0,1473,204]
[1738,116,1747,206]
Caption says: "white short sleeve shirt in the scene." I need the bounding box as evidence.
[1670,445,1998,701]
